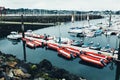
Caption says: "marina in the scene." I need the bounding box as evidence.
[0,15,120,80]
[0,0,120,79]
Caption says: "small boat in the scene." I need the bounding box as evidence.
[7,31,22,40]
[79,52,107,67]
[22,38,42,48]
[57,47,74,59]
[82,41,94,48]
[94,29,103,36]
[89,43,101,50]
[55,37,73,44]
[100,44,111,52]
[65,47,80,57]
[25,30,33,37]
[85,30,95,37]
[33,40,43,47]
[82,51,112,63]
[68,28,85,37]
[21,37,30,42]
[71,40,84,47]
[32,34,44,39]
[46,43,59,50]
[26,40,40,48]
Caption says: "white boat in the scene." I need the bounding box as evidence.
[25,30,33,36]
[55,37,73,45]
[7,31,22,40]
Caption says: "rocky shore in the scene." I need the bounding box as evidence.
[0,51,85,80]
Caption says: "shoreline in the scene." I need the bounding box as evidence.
[0,51,85,80]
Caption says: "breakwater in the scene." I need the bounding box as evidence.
[1,14,103,23]
[0,14,103,37]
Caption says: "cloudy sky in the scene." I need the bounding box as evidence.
[0,0,120,11]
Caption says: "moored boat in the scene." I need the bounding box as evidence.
[89,43,101,50]
[65,47,80,57]
[79,52,107,67]
[57,47,74,59]
[82,51,112,63]
[7,31,22,40]
[46,43,59,50]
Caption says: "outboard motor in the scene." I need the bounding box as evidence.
[100,59,107,66]
[70,53,75,59]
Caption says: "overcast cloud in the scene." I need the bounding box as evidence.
[0,0,120,11]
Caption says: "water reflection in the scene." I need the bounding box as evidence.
[115,61,120,80]
[8,39,21,45]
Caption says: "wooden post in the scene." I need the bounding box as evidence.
[115,39,120,80]
[21,15,26,62]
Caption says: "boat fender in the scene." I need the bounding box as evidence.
[100,59,106,66]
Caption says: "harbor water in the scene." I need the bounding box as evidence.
[0,17,119,80]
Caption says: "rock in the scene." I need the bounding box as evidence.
[0,51,86,80]
[6,61,17,68]
[38,59,52,71]
[13,69,25,77]
[13,69,31,78]
[0,77,5,80]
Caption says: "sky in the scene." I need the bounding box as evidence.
[0,0,120,11]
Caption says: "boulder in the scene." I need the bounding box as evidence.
[38,59,52,71]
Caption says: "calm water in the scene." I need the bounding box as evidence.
[0,18,119,80]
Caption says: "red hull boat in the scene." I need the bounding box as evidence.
[57,47,73,59]
[65,47,80,57]
[47,43,59,50]
[79,52,108,67]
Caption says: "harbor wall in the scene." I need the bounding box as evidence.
[0,15,103,37]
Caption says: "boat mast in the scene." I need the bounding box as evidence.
[58,11,61,43]
[87,12,90,27]
[108,12,112,27]
[71,11,75,23]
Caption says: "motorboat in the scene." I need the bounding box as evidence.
[89,43,101,50]
[55,37,73,45]
[71,40,84,47]
[68,27,85,37]
[7,31,22,40]
[94,29,103,36]
[100,44,111,52]
[82,41,94,48]
[79,51,107,67]
[46,43,59,51]
[65,47,80,57]
[57,47,74,59]
[26,40,41,48]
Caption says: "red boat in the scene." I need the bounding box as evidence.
[65,47,80,57]
[57,47,74,59]
[32,34,44,39]
[84,52,112,63]
[79,52,107,67]
[47,43,59,50]
[33,40,43,47]
[22,37,29,42]
[26,40,41,48]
